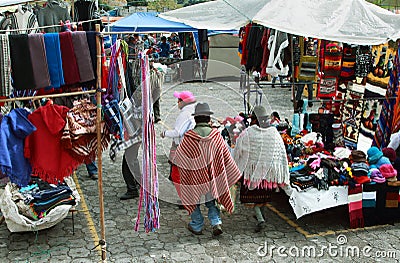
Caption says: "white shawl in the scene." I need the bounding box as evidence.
[233,125,289,190]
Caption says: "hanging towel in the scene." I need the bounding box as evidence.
[43,33,64,88]
[9,34,35,90]
[59,32,80,85]
[0,35,11,97]
[348,184,364,228]
[28,34,51,89]
[86,31,98,78]
[71,32,95,83]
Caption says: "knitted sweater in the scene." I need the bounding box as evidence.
[234,125,289,190]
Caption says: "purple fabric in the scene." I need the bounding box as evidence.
[28,33,51,89]
[71,31,95,83]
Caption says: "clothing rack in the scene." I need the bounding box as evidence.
[0,17,107,261]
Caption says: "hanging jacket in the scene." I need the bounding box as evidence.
[0,108,36,186]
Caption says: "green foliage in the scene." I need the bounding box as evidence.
[148,0,178,11]
[127,0,148,7]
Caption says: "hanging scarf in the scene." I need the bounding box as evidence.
[85,31,98,79]
[59,31,80,85]
[135,52,160,232]
[43,33,65,88]
[0,108,36,186]
[9,34,35,90]
[348,184,364,229]
[71,31,95,83]
[28,33,51,89]
[0,35,11,97]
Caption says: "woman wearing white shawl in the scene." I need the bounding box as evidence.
[234,106,289,232]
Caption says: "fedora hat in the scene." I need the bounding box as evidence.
[252,105,268,119]
[192,102,214,116]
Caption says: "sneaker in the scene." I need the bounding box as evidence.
[212,224,223,236]
[120,191,139,200]
[187,224,202,235]
[255,221,266,233]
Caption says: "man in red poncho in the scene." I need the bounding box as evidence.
[174,102,241,236]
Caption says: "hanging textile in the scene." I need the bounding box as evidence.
[28,33,51,89]
[24,101,81,184]
[373,43,400,148]
[348,184,364,229]
[367,41,396,88]
[59,32,80,85]
[9,34,35,91]
[61,99,110,164]
[85,31,98,79]
[71,31,95,83]
[342,87,365,149]
[73,0,102,31]
[359,100,382,140]
[2,7,39,34]
[135,52,159,232]
[43,33,65,88]
[0,108,36,187]
[265,29,289,77]
[0,35,11,97]
[37,1,71,33]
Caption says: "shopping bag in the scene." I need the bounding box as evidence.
[103,99,123,136]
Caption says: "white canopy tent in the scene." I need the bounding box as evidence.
[160,0,400,45]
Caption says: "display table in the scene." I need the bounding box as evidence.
[283,185,349,219]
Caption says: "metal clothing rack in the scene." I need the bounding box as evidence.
[0,18,107,261]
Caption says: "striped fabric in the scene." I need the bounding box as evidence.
[348,185,364,228]
[7,11,39,34]
[175,129,242,215]
[0,35,11,97]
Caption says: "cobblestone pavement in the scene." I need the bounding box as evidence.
[0,79,399,263]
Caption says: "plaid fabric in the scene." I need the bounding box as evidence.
[103,99,123,136]
[0,35,11,97]
[348,185,364,228]
[109,135,141,162]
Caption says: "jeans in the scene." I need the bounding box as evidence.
[86,162,97,176]
[189,193,222,232]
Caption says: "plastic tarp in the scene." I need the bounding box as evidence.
[110,12,196,33]
[0,0,30,7]
[160,0,400,45]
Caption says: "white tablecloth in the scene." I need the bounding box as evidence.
[283,186,349,219]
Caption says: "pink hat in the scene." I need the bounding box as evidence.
[173,91,196,103]
[382,147,396,163]
[379,164,397,179]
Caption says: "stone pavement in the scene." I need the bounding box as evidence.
[0,79,399,263]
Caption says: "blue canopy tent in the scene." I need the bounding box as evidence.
[110,12,197,33]
[110,12,203,79]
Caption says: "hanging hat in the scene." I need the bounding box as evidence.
[379,164,397,179]
[350,150,367,163]
[382,147,396,163]
[192,102,214,116]
[367,146,383,164]
[173,91,196,103]
[252,105,268,119]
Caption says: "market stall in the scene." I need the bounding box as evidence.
[161,0,400,228]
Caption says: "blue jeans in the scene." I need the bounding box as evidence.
[189,193,222,232]
[86,162,97,176]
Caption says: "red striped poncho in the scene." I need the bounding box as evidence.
[174,129,241,214]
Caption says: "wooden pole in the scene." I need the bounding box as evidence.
[95,24,107,262]
[0,90,96,103]
[290,35,296,111]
